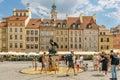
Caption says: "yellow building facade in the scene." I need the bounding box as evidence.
[99,25,113,51]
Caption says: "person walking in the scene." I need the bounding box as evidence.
[66,50,77,76]
[40,52,47,74]
[100,52,109,75]
[110,50,118,80]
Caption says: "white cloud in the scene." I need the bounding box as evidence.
[98,0,120,21]
[21,0,120,22]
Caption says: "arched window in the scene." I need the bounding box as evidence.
[87,24,92,29]
[50,23,54,26]
[40,22,44,26]
[45,22,49,26]
[77,24,81,28]
[71,23,76,28]
[62,23,66,28]
[57,23,61,28]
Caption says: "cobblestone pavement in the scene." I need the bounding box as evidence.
[0,61,120,80]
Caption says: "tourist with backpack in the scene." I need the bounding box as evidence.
[66,50,77,76]
[110,50,119,80]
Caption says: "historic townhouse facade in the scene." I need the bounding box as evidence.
[0,3,117,52]
[26,19,40,52]
[99,25,113,51]
[0,22,7,51]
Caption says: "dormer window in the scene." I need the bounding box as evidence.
[40,22,44,26]
[87,24,92,29]
[50,23,54,26]
[71,23,76,28]
[16,13,18,16]
[45,22,49,26]
[78,24,81,28]
[57,23,61,28]
[62,23,66,28]
[24,13,26,16]
[20,13,22,16]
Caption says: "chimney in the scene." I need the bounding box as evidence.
[66,14,68,21]
[13,8,16,16]
[41,14,44,21]
[80,13,83,23]
[93,13,96,22]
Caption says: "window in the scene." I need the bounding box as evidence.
[65,38,67,42]
[87,24,92,29]
[15,35,17,39]
[100,32,102,35]
[10,28,12,32]
[26,30,29,35]
[16,13,18,16]
[35,37,38,41]
[57,37,59,42]
[15,28,17,32]
[31,37,34,41]
[61,45,63,49]
[20,43,23,48]
[10,35,12,39]
[101,46,103,49]
[35,44,38,49]
[20,28,22,32]
[71,37,73,42]
[10,43,12,48]
[61,31,63,35]
[71,44,73,48]
[35,30,38,35]
[78,24,80,28]
[24,13,26,16]
[75,37,77,42]
[79,44,81,48]
[31,45,34,49]
[79,37,81,42]
[62,23,66,28]
[103,32,105,35]
[71,23,76,28]
[101,38,103,42]
[20,13,22,16]
[45,22,49,26]
[26,44,29,49]
[31,30,34,35]
[107,45,109,49]
[65,45,67,48]
[107,38,109,42]
[15,43,17,48]
[26,37,29,41]
[57,23,61,28]
[75,44,77,49]
[20,35,22,40]
[40,22,44,26]
[61,37,63,42]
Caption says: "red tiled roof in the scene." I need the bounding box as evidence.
[0,22,7,27]
[4,16,28,21]
[66,16,99,29]
[66,17,80,28]
[14,10,29,12]
[26,18,40,29]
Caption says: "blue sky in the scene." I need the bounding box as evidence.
[0,0,120,29]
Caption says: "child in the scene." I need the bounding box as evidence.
[54,59,59,74]
[76,57,80,73]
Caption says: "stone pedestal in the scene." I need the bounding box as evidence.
[46,55,59,71]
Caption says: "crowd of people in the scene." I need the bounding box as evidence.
[32,50,120,80]
[93,50,120,80]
